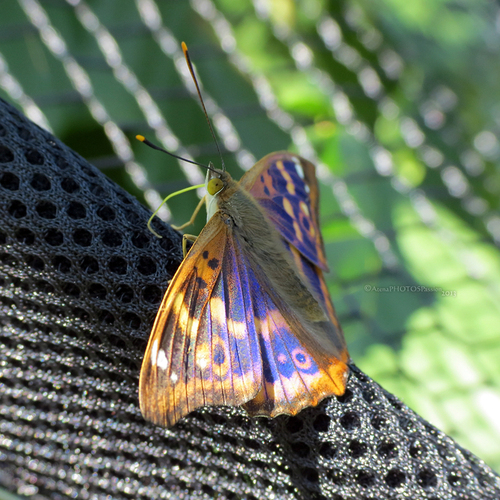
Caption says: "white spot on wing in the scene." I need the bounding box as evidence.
[170,373,178,384]
[151,339,159,367]
[157,348,169,370]
[292,157,305,179]
[304,183,310,193]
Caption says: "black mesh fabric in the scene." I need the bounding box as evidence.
[0,98,499,500]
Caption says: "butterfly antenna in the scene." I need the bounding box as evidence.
[135,135,218,173]
[182,41,226,172]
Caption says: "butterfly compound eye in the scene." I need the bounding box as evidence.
[207,178,224,195]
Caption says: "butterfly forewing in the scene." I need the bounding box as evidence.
[139,215,262,427]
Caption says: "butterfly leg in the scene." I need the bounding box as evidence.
[172,195,206,231]
[181,234,197,257]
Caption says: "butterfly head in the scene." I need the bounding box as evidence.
[205,163,230,221]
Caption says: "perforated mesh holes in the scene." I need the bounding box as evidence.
[0,98,499,500]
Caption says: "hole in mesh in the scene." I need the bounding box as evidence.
[355,470,375,487]
[142,285,162,304]
[377,441,398,460]
[399,416,416,432]
[116,191,132,205]
[0,145,14,162]
[25,148,44,165]
[36,200,57,219]
[109,256,127,274]
[67,201,86,219]
[1,296,16,308]
[137,256,157,276]
[15,228,35,245]
[0,231,7,244]
[362,388,378,403]
[123,312,141,328]
[25,254,45,270]
[73,229,92,247]
[166,257,182,278]
[410,439,427,458]
[45,229,63,246]
[387,393,403,411]
[98,309,115,325]
[52,255,71,273]
[417,468,438,488]
[301,467,319,483]
[339,411,360,431]
[243,438,260,450]
[88,283,107,299]
[0,124,5,137]
[348,440,368,458]
[313,413,331,432]
[55,156,70,169]
[102,229,123,247]
[61,177,80,193]
[89,182,105,198]
[31,173,51,191]
[37,280,55,294]
[286,416,303,433]
[478,472,497,488]
[131,231,150,248]
[319,442,337,459]
[74,307,91,321]
[201,485,214,496]
[291,441,310,457]
[62,282,80,297]
[336,388,353,403]
[370,413,388,431]
[80,256,99,274]
[447,470,466,488]
[1,171,19,189]
[80,164,97,178]
[386,469,406,488]
[97,205,116,221]
[16,125,33,141]
[115,284,134,303]
[1,253,17,266]
[8,200,27,218]
[124,209,141,225]
[437,443,455,461]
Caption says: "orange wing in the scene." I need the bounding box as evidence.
[139,210,348,427]
[139,214,261,428]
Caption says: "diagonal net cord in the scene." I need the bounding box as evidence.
[0,99,499,499]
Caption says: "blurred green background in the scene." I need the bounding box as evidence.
[1,0,499,473]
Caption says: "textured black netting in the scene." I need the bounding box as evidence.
[1,98,499,500]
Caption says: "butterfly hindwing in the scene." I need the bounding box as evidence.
[234,245,349,417]
[241,151,328,271]
[240,152,346,347]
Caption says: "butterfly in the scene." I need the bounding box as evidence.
[139,151,350,428]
